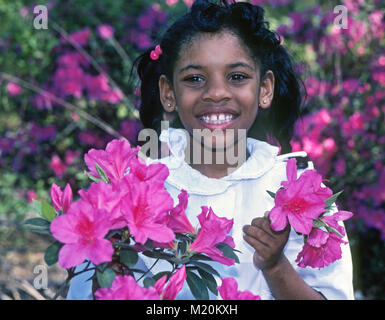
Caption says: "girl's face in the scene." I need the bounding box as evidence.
[160,31,274,151]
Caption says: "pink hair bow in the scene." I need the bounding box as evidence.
[150,45,163,60]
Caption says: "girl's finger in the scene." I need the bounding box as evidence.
[243,225,271,247]
[250,218,276,239]
[243,233,269,252]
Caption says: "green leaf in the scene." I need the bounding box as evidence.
[197,269,218,296]
[95,162,110,184]
[120,248,139,267]
[32,199,43,217]
[266,190,276,199]
[188,261,220,277]
[21,218,51,235]
[44,241,63,266]
[143,277,156,288]
[96,267,116,288]
[216,242,240,264]
[142,250,175,261]
[186,270,209,300]
[41,200,57,221]
[325,190,344,209]
[152,271,172,282]
[86,173,101,183]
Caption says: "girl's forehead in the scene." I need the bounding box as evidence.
[175,31,257,70]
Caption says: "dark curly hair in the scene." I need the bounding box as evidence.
[133,0,307,154]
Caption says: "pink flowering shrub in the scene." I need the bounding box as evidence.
[268,158,353,269]
[23,139,244,300]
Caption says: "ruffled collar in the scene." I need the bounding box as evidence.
[146,127,280,195]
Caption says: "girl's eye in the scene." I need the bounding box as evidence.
[229,73,248,82]
[184,75,204,83]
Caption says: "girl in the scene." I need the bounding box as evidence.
[67,0,354,300]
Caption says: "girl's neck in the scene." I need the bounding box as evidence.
[186,138,250,179]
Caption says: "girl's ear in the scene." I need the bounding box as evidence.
[159,75,176,112]
[259,70,275,109]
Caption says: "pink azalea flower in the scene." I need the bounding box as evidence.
[50,183,73,213]
[295,211,352,268]
[64,150,81,165]
[7,82,22,96]
[97,24,115,39]
[119,180,175,245]
[217,277,261,300]
[269,158,333,235]
[167,189,195,234]
[27,190,38,203]
[78,181,125,229]
[62,28,90,46]
[50,154,67,177]
[154,265,187,300]
[95,275,160,300]
[50,200,113,268]
[296,228,346,269]
[127,157,169,187]
[53,66,84,98]
[189,206,235,266]
[99,88,123,104]
[84,139,140,185]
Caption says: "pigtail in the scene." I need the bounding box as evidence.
[268,45,307,153]
[133,47,164,135]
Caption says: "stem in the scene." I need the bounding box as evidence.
[136,258,160,282]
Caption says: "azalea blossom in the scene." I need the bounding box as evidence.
[154,265,187,300]
[127,156,169,187]
[217,277,261,300]
[167,189,195,234]
[50,183,73,213]
[269,158,333,235]
[84,139,140,185]
[50,200,113,268]
[78,181,125,229]
[7,82,22,96]
[189,206,235,266]
[94,275,160,300]
[50,154,67,178]
[295,211,352,268]
[97,24,115,39]
[119,180,175,245]
[62,28,90,46]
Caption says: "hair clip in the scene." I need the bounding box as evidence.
[150,45,163,60]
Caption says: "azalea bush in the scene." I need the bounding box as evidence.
[23,138,353,300]
[23,139,263,300]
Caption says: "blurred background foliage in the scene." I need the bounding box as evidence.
[0,0,384,299]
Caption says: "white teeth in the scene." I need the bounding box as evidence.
[200,113,235,124]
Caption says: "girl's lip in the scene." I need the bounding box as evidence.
[197,115,239,130]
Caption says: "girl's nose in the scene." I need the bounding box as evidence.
[202,76,230,103]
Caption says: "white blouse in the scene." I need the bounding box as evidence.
[67,127,354,300]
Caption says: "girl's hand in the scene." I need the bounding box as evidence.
[243,211,290,271]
